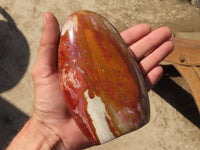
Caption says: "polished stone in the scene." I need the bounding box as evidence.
[58,10,149,144]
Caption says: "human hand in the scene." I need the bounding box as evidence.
[7,12,173,150]
[121,24,173,91]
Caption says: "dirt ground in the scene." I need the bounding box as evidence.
[0,0,200,149]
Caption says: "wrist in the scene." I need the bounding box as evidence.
[29,117,63,149]
[7,117,63,150]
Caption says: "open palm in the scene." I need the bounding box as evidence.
[31,12,173,150]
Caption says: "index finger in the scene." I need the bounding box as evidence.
[120,24,151,46]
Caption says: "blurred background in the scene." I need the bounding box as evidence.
[0,0,200,149]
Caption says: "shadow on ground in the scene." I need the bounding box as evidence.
[0,97,29,149]
[153,65,200,128]
[0,6,29,149]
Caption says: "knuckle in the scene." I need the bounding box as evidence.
[39,38,48,48]
[31,66,37,79]
[31,65,41,81]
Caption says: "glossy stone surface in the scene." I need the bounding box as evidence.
[58,10,150,145]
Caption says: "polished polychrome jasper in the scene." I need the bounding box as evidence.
[58,10,150,145]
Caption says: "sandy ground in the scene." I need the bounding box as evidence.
[0,0,200,149]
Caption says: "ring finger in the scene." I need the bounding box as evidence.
[138,40,173,75]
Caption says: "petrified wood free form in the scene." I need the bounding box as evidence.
[58,10,150,144]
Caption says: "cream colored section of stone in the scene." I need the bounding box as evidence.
[0,0,200,149]
[84,90,115,144]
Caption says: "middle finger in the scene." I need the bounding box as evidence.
[129,27,172,61]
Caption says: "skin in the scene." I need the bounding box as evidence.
[7,12,173,150]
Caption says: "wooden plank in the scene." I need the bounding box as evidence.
[174,64,200,112]
[165,38,200,66]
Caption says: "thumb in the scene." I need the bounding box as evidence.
[32,12,60,81]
